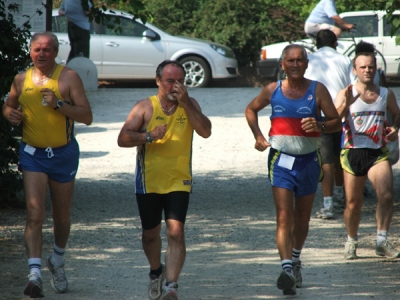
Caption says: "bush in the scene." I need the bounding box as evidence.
[0,1,32,206]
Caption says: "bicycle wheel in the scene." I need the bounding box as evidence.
[347,48,387,73]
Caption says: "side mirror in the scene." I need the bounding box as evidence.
[143,30,159,40]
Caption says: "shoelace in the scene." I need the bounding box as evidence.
[52,265,66,282]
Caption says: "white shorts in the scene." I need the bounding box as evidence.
[304,22,337,38]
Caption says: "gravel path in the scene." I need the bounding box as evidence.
[1,87,400,299]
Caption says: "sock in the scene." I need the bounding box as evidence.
[28,258,41,277]
[149,264,163,277]
[292,248,301,263]
[166,281,178,289]
[377,230,387,246]
[334,185,344,197]
[348,235,358,242]
[281,259,292,273]
[323,196,333,209]
[51,243,65,266]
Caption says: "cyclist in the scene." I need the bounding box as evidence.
[305,0,355,40]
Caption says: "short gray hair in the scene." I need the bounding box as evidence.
[30,32,59,52]
[281,44,307,61]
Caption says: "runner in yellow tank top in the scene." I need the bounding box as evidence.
[3,32,92,298]
[118,60,211,299]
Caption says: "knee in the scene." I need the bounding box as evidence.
[166,227,185,244]
[142,227,160,244]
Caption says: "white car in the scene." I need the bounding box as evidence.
[51,9,238,87]
[257,10,400,80]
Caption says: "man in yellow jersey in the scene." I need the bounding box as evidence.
[2,32,92,298]
[118,60,211,300]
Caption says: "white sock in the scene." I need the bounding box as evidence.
[323,196,333,209]
[348,235,358,242]
[377,230,387,246]
[51,243,66,266]
[28,258,41,277]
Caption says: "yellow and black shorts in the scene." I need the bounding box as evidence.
[340,147,389,176]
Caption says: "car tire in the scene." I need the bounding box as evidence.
[179,56,211,88]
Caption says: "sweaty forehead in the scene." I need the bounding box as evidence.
[162,65,185,79]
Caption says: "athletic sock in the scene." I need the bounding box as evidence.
[51,243,65,266]
[377,230,387,246]
[348,235,358,242]
[292,248,301,263]
[149,264,163,277]
[28,258,41,277]
[281,259,293,274]
[334,185,344,198]
[323,196,333,209]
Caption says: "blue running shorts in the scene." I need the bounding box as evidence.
[268,148,322,197]
[19,139,79,183]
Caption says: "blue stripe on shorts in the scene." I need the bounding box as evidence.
[19,139,80,183]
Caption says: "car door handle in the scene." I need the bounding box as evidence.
[105,42,120,47]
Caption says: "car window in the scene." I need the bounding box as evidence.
[102,15,148,37]
[341,15,378,38]
[52,16,68,33]
[383,15,400,36]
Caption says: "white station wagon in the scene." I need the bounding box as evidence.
[51,9,238,87]
[257,10,400,80]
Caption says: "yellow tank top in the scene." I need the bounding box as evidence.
[135,95,194,194]
[19,65,74,148]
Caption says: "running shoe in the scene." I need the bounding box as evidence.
[23,273,44,298]
[315,207,334,219]
[376,240,400,258]
[161,282,178,300]
[148,264,166,300]
[344,240,358,260]
[292,261,302,288]
[277,270,296,295]
[47,255,68,293]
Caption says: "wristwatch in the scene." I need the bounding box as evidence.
[54,99,63,110]
[146,132,152,144]
[320,122,326,132]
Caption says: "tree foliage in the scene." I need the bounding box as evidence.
[0,0,31,206]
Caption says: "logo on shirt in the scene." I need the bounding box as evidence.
[356,117,363,126]
[307,94,313,101]
[25,87,34,92]
[297,107,312,114]
[273,105,285,113]
[176,114,187,124]
[183,180,192,185]
[156,116,165,121]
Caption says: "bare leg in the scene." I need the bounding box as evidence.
[368,161,393,231]
[48,178,75,248]
[292,193,316,251]
[23,171,48,258]
[321,163,334,198]
[165,219,186,283]
[142,224,162,270]
[343,172,366,238]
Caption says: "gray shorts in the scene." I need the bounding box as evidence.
[320,130,342,165]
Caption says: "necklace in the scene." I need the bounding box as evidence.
[33,63,57,84]
[157,95,176,113]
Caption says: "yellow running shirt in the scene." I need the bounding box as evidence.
[19,65,74,148]
[135,95,194,194]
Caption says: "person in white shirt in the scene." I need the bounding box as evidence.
[304,0,354,39]
[304,29,353,219]
[334,52,400,260]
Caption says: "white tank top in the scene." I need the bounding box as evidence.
[342,86,388,149]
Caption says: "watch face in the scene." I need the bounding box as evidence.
[57,100,63,107]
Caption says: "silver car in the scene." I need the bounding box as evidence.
[52,9,238,87]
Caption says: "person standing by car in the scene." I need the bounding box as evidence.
[304,0,355,39]
[335,52,400,260]
[59,0,92,63]
[2,32,93,297]
[304,29,353,219]
[245,45,341,295]
[117,60,211,300]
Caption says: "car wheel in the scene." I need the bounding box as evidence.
[179,56,210,88]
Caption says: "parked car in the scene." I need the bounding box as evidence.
[51,9,238,87]
[257,10,400,80]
